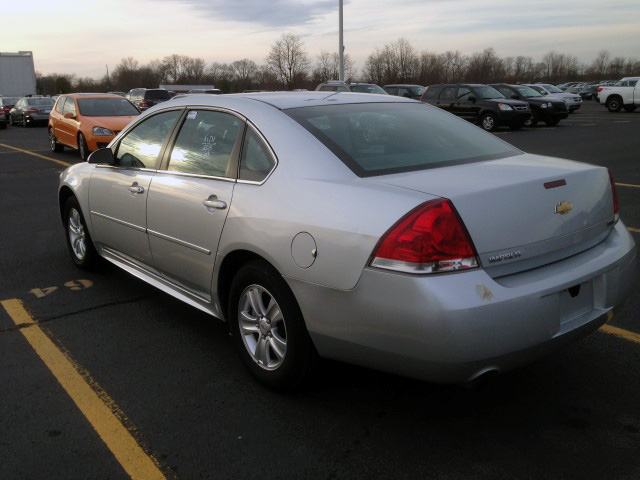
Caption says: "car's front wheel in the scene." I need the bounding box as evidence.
[78,133,89,161]
[63,196,99,270]
[480,113,498,132]
[228,260,317,390]
[606,97,623,112]
[545,118,561,127]
[524,112,538,127]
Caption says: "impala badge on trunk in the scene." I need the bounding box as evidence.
[555,201,573,215]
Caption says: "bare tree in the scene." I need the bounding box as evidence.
[231,59,259,88]
[313,50,356,83]
[266,33,310,89]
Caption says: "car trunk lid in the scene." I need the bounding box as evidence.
[372,154,615,277]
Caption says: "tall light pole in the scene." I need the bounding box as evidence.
[339,0,344,81]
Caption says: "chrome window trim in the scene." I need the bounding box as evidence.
[147,229,211,255]
[94,165,157,172]
[90,211,146,232]
[237,120,279,186]
[153,169,236,183]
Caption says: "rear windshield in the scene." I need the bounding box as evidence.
[77,98,140,116]
[350,84,387,95]
[286,103,521,177]
[1,97,19,105]
[27,98,54,106]
[145,90,171,100]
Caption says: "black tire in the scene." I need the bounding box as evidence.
[524,112,538,127]
[623,105,637,112]
[21,115,28,127]
[63,196,100,270]
[545,118,561,127]
[228,260,317,391]
[479,113,498,132]
[78,133,89,161]
[49,128,64,152]
[606,96,623,112]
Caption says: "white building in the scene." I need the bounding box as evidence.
[0,51,37,97]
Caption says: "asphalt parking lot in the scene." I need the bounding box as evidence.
[1,101,639,480]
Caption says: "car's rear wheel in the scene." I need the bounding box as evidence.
[606,97,623,112]
[78,133,89,161]
[49,129,64,152]
[480,113,498,132]
[228,260,317,391]
[623,105,637,112]
[63,196,99,270]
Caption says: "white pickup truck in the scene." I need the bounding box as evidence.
[596,77,640,112]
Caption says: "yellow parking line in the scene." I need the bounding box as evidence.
[600,324,640,345]
[628,227,640,233]
[0,299,166,480]
[616,182,640,188]
[0,142,71,167]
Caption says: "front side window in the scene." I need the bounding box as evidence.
[239,127,276,182]
[55,97,67,114]
[62,98,76,115]
[115,110,181,169]
[286,103,521,177]
[167,110,243,177]
[457,87,472,101]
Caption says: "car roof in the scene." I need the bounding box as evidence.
[65,93,122,98]
[161,91,412,111]
[384,84,423,87]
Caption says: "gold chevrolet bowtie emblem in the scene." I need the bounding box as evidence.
[555,201,573,215]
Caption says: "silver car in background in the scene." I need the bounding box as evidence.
[524,83,583,112]
[58,92,636,390]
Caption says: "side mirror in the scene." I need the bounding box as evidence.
[64,112,75,119]
[468,95,477,103]
[88,148,116,165]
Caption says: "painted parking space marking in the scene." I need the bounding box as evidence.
[600,324,640,345]
[616,182,640,189]
[0,142,72,167]
[0,298,166,480]
[0,148,51,155]
[628,227,640,234]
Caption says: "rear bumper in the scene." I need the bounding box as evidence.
[288,221,636,383]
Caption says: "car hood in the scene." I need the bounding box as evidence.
[483,98,529,107]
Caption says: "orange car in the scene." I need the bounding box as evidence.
[48,93,140,160]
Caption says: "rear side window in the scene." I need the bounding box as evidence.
[439,87,456,102]
[239,127,276,182]
[145,90,171,100]
[167,110,242,177]
[286,103,521,177]
[55,97,67,114]
[422,86,440,101]
[115,110,181,169]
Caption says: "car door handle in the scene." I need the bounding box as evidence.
[203,195,227,210]
[128,182,144,194]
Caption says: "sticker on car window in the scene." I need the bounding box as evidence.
[187,111,197,120]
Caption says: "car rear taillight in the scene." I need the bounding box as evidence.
[370,199,478,274]
[28,108,39,113]
[2,107,10,113]
[608,169,619,222]
[597,87,603,92]
[140,100,149,107]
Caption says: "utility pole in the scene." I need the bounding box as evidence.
[339,0,344,81]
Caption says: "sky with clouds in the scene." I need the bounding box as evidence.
[5,0,639,77]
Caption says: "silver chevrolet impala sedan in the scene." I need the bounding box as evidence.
[58,92,636,390]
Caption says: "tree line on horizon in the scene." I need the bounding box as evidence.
[36,33,639,95]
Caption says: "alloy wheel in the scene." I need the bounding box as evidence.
[238,284,287,370]
[68,208,87,260]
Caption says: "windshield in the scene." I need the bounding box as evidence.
[27,98,54,106]
[350,84,387,95]
[285,103,521,177]
[514,86,542,98]
[2,97,19,105]
[77,98,140,116]
[145,90,171,100]
[541,84,563,93]
[474,86,505,99]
